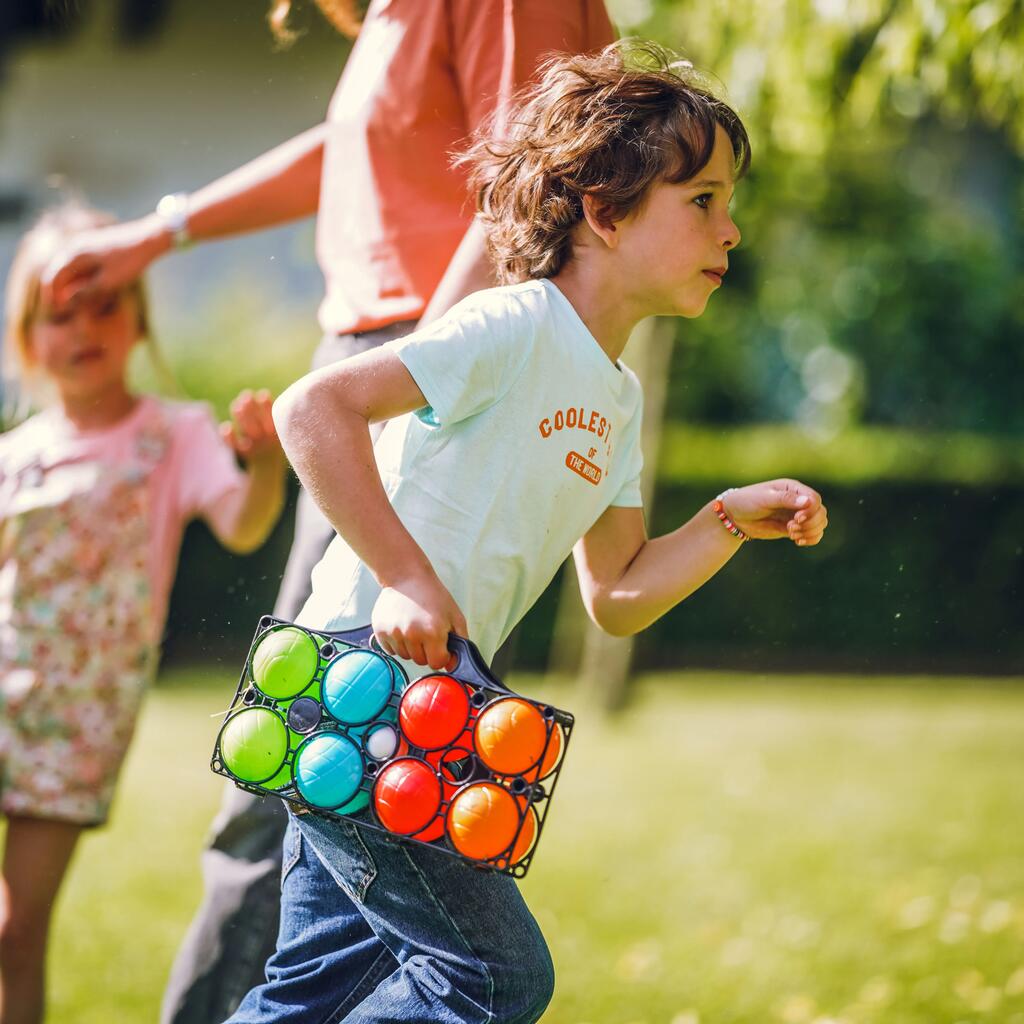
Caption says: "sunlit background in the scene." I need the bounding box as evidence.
[0,2,1022,1022]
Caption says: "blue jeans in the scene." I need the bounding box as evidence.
[226,813,554,1024]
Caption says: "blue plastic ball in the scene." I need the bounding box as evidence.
[321,649,395,725]
[294,733,364,809]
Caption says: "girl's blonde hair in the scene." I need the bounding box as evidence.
[462,41,751,284]
[3,200,161,412]
[267,0,363,44]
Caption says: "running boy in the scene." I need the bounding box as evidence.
[230,42,829,1024]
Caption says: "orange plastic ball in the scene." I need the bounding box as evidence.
[523,723,563,782]
[447,782,519,861]
[511,803,539,864]
[399,675,470,750]
[473,698,547,775]
[373,758,442,835]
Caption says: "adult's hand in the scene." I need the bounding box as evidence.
[40,215,170,310]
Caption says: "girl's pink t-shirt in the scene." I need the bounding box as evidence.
[0,396,246,642]
[316,0,616,336]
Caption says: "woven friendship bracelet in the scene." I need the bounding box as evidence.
[712,488,750,542]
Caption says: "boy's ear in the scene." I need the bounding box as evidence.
[581,194,619,250]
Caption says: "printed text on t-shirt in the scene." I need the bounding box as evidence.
[539,405,614,484]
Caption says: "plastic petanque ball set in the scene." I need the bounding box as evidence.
[211,617,573,878]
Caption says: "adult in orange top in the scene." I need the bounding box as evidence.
[43,3,614,1023]
[318,0,615,335]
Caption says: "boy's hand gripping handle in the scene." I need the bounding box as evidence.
[325,625,512,694]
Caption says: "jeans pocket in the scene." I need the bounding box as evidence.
[280,818,302,889]
[297,811,379,904]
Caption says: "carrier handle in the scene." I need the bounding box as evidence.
[325,625,511,694]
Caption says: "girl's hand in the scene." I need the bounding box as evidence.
[40,216,168,309]
[720,479,828,546]
[221,389,284,466]
[372,573,469,671]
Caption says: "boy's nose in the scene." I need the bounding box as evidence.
[722,214,741,250]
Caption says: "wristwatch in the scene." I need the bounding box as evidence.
[155,191,192,249]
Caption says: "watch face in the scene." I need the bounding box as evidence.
[156,192,191,246]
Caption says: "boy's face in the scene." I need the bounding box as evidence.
[619,124,741,318]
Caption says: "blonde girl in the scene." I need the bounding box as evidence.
[0,201,285,1024]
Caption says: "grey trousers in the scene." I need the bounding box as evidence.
[160,323,413,1024]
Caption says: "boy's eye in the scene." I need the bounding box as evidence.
[693,193,712,209]
[96,297,120,317]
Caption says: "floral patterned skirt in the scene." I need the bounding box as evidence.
[0,626,156,826]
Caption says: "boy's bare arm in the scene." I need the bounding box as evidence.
[272,348,467,669]
[42,122,327,306]
[575,481,827,636]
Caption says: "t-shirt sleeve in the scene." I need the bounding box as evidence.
[389,289,535,428]
[451,0,617,136]
[609,393,645,509]
[170,403,247,523]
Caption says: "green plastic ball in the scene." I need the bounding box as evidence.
[220,707,289,784]
[251,627,319,699]
[264,762,294,790]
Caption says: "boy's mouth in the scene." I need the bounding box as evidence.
[702,266,727,286]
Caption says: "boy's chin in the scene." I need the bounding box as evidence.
[675,295,711,319]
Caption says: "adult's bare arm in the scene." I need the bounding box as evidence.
[416,218,496,328]
[41,122,327,306]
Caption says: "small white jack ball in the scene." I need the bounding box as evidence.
[365,723,399,761]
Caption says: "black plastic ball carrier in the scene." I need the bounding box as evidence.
[211,617,573,878]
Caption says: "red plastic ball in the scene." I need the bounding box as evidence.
[411,817,446,843]
[399,675,470,750]
[373,758,442,835]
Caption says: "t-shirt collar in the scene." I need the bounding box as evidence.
[540,279,628,391]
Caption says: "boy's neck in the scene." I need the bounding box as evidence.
[58,385,139,431]
[549,259,647,366]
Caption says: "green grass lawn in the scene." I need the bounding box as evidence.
[22,668,1024,1024]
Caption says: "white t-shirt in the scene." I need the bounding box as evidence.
[298,279,644,664]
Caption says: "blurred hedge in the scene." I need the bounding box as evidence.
[659,424,1024,485]
[162,454,1023,676]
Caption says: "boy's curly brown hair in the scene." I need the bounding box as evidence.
[462,41,751,284]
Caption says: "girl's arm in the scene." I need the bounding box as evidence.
[574,481,828,637]
[272,349,468,669]
[41,123,327,306]
[207,391,287,555]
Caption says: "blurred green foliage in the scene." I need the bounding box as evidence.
[625,0,1024,153]
[608,0,1024,439]
[658,424,1024,484]
[131,278,319,416]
